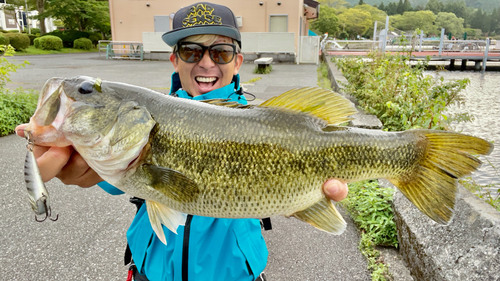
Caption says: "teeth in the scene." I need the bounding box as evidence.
[196,77,217,83]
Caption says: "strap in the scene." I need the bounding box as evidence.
[261,218,272,231]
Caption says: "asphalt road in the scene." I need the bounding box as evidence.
[0,53,370,280]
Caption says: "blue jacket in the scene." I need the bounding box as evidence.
[98,73,268,281]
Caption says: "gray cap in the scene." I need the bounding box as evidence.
[162,2,241,47]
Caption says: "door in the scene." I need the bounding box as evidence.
[299,36,320,64]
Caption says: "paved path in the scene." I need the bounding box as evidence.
[1,53,370,280]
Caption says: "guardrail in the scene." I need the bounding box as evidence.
[100,41,144,61]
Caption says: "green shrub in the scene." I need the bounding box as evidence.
[3,33,30,51]
[0,29,7,33]
[333,45,471,131]
[33,37,41,49]
[0,89,38,136]
[8,29,19,33]
[27,34,38,45]
[73,37,92,50]
[0,34,9,46]
[45,30,90,48]
[39,35,63,50]
[88,32,103,46]
[30,28,40,35]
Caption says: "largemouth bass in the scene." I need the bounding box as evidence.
[25,76,493,244]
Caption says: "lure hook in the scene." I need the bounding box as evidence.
[34,198,59,222]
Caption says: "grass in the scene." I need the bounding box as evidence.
[0,89,38,136]
[13,45,99,56]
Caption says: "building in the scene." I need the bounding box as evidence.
[108,0,320,62]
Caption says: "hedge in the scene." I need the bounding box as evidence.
[3,33,30,50]
[45,30,90,48]
[0,34,9,46]
[38,35,63,50]
[73,37,92,50]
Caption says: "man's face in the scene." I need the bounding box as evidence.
[170,36,243,97]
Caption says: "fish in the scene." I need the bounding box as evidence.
[24,131,57,222]
[24,76,493,244]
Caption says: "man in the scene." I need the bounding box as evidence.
[16,2,348,280]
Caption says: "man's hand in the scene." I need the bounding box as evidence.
[323,179,348,202]
[15,124,103,187]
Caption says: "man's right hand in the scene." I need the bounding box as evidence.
[15,124,103,187]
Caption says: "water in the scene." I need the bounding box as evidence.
[430,71,500,193]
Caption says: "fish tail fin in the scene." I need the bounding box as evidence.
[146,200,187,245]
[389,130,493,224]
[293,197,347,234]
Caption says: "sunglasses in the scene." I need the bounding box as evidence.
[177,42,237,64]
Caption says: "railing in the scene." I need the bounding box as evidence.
[102,41,144,61]
[97,40,111,57]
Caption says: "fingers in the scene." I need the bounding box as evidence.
[56,150,103,188]
[15,124,28,138]
[36,146,74,182]
[323,179,348,202]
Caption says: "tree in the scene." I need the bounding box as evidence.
[391,10,437,35]
[316,0,350,9]
[397,0,405,14]
[353,4,387,37]
[386,2,398,15]
[310,5,340,36]
[40,0,110,34]
[358,0,364,5]
[425,0,444,14]
[379,2,386,11]
[435,12,465,36]
[337,8,372,38]
[403,0,412,12]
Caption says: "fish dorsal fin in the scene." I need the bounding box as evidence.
[201,99,252,109]
[260,87,357,125]
[292,197,347,234]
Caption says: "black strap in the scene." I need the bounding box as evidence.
[261,218,272,230]
[124,197,146,266]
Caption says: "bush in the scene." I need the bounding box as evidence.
[0,34,9,46]
[8,29,19,33]
[30,28,40,35]
[45,30,90,48]
[3,33,30,51]
[333,39,471,131]
[38,35,63,50]
[88,32,103,46]
[73,37,92,50]
[33,37,41,49]
[27,34,38,45]
[0,89,38,136]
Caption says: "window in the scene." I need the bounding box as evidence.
[269,15,287,32]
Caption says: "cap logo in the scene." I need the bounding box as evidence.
[182,4,222,27]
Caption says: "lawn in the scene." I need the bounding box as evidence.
[13,45,99,56]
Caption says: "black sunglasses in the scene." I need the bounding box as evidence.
[177,42,237,64]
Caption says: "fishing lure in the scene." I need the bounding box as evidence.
[24,131,58,222]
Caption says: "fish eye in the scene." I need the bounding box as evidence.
[78,81,94,94]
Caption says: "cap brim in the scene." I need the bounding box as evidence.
[162,25,241,47]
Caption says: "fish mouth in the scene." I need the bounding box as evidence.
[195,76,218,94]
[25,78,73,146]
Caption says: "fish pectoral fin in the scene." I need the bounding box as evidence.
[146,200,187,245]
[292,197,347,235]
[143,165,200,203]
[259,87,357,126]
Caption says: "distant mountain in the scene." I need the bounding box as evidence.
[345,0,500,11]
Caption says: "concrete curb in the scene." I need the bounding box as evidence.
[323,54,500,280]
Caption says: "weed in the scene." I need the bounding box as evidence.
[253,65,272,74]
[317,62,332,90]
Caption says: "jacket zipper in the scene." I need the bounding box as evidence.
[182,215,194,281]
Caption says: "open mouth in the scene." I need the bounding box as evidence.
[195,76,218,93]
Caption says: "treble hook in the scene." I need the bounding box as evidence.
[35,197,59,222]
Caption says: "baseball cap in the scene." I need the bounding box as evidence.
[162,2,241,47]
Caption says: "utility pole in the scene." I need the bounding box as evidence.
[25,0,30,34]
